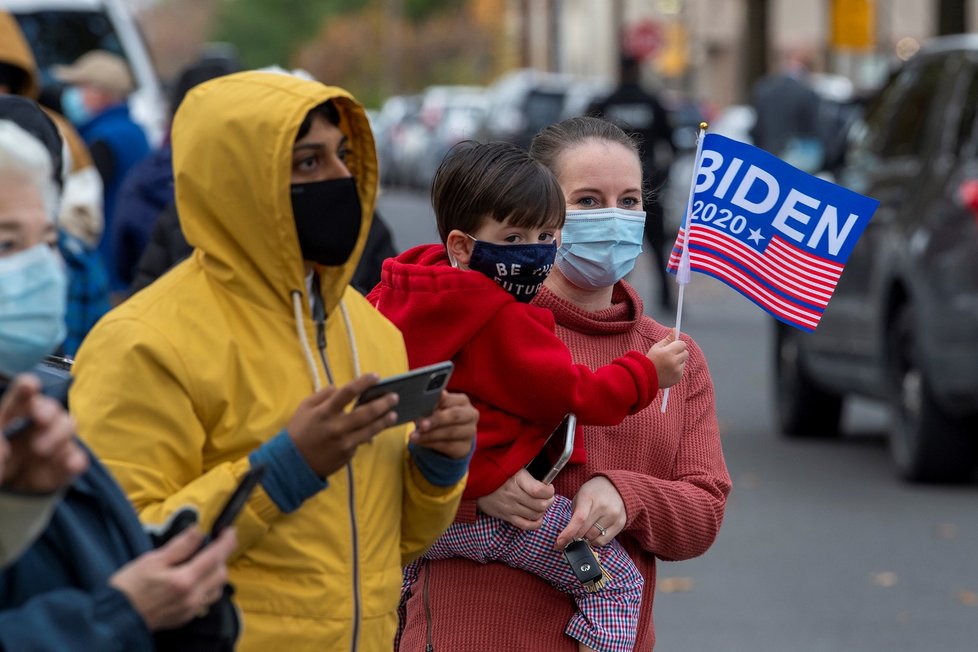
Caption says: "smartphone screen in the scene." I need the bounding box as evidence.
[525,413,577,484]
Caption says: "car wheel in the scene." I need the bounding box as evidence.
[774,323,843,438]
[887,306,977,483]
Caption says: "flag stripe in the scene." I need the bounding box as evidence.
[692,227,836,302]
[683,248,823,329]
[670,226,838,306]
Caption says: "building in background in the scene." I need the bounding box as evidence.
[510,0,978,107]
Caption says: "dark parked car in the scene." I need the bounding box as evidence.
[774,35,978,483]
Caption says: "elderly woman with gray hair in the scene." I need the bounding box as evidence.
[0,96,238,652]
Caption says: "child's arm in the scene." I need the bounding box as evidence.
[457,304,666,427]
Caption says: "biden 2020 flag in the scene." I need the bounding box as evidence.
[668,133,879,332]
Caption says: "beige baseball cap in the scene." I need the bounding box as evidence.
[52,50,134,96]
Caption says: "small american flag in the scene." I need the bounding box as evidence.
[668,134,879,332]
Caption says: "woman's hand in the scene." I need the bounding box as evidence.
[554,475,626,549]
[476,469,555,531]
[0,374,88,492]
[109,527,237,631]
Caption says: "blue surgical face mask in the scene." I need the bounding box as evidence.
[556,208,646,290]
[0,244,68,378]
[466,236,556,303]
[60,86,93,126]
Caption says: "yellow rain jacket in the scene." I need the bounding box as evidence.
[71,72,465,651]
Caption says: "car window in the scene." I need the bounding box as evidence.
[878,58,945,158]
[953,60,978,159]
[14,10,127,83]
[524,89,566,134]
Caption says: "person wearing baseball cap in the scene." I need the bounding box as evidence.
[54,50,150,294]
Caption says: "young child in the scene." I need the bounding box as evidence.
[368,141,687,652]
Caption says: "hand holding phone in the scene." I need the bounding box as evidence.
[354,361,454,427]
[525,413,577,484]
[206,464,266,544]
[0,372,87,491]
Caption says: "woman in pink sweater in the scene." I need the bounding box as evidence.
[397,116,732,651]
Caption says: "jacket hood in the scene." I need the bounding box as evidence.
[0,11,40,99]
[171,71,377,314]
[367,243,515,365]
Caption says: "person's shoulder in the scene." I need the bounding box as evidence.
[343,286,406,335]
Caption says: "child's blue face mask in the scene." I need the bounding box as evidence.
[466,236,556,303]
[0,244,67,378]
[555,208,646,290]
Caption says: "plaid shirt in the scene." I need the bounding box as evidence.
[59,231,110,356]
[403,495,643,652]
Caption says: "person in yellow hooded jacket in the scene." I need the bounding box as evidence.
[69,71,478,651]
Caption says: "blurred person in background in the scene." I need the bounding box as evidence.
[588,54,676,311]
[54,49,151,295]
[0,12,110,355]
[397,116,730,651]
[0,96,110,358]
[112,56,240,291]
[750,49,822,171]
[0,102,238,651]
[0,107,85,568]
[70,71,477,650]
[0,10,105,250]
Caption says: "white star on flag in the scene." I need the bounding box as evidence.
[747,228,765,246]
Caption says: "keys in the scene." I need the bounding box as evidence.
[563,538,609,592]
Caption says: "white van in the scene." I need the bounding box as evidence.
[2,0,166,144]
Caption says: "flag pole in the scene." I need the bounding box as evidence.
[662,122,707,413]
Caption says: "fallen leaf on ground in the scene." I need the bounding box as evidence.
[957,590,978,606]
[658,577,695,593]
[934,523,958,540]
[738,472,761,488]
[871,572,898,588]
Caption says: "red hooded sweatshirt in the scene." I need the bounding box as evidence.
[367,244,659,498]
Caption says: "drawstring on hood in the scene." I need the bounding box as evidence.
[291,290,361,390]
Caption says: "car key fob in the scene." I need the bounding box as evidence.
[563,539,608,592]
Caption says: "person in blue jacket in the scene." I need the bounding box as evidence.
[53,50,151,293]
[0,97,236,652]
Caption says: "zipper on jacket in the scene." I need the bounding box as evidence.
[311,281,359,650]
[423,559,434,651]
[346,464,361,652]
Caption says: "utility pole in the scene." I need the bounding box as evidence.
[384,0,403,96]
[937,0,967,35]
[743,0,769,101]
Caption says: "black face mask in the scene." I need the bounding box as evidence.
[290,177,362,266]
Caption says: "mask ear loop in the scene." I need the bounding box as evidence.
[447,234,478,269]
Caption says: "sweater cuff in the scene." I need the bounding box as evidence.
[408,440,473,487]
[249,430,327,513]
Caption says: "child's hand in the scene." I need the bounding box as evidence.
[646,332,689,389]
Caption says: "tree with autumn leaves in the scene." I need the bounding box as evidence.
[142,0,509,108]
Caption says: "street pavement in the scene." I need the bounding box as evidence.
[377,187,978,652]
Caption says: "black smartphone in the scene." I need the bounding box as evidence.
[208,464,266,541]
[354,361,454,426]
[525,413,577,484]
[3,355,73,440]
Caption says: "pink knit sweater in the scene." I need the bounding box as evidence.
[398,282,732,651]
